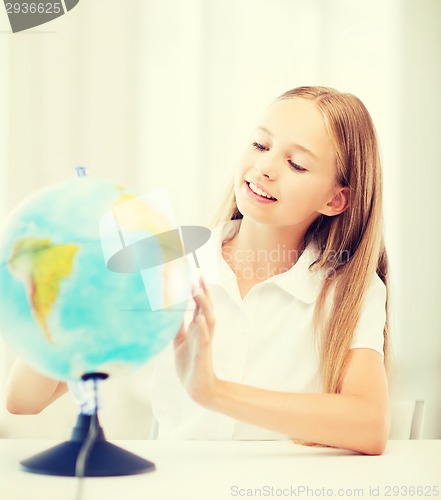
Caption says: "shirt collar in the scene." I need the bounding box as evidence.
[212,220,325,304]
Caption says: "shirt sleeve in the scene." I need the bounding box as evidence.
[349,273,387,356]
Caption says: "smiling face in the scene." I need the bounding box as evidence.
[234,97,349,230]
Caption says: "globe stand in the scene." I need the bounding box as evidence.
[20,374,156,477]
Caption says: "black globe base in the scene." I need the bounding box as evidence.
[20,413,156,477]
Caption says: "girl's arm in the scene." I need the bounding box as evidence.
[208,349,389,455]
[175,280,389,455]
[5,358,67,414]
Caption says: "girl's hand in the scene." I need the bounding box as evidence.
[173,277,219,406]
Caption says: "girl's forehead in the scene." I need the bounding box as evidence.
[261,98,324,130]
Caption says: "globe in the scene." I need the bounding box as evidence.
[0,172,190,382]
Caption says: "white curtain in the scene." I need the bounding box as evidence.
[3,1,145,208]
[0,0,440,438]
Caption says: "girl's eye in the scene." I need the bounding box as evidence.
[288,159,307,173]
[252,142,268,151]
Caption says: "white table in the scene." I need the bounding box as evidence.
[1,440,440,500]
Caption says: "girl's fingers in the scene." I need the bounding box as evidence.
[199,277,212,307]
[192,276,212,306]
[193,289,215,333]
[190,276,215,340]
[174,323,187,348]
[192,303,200,321]
[194,313,211,346]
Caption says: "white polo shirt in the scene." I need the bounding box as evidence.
[149,220,386,440]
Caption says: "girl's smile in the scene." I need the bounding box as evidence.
[244,180,277,203]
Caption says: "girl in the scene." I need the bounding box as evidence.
[6,86,390,455]
[149,86,390,454]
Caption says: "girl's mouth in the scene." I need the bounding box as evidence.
[245,181,277,203]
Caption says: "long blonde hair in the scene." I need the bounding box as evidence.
[215,86,390,396]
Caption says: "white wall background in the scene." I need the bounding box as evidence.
[392,0,441,441]
[0,0,440,439]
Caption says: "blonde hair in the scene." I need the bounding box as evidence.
[215,85,390,398]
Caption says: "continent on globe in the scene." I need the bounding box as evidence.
[8,237,79,342]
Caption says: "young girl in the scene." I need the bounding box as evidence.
[6,86,390,455]
[149,86,390,453]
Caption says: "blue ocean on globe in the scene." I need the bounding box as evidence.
[0,175,190,381]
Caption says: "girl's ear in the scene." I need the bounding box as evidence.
[320,186,350,216]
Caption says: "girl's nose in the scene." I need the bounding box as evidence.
[254,158,278,179]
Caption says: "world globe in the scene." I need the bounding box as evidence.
[0,171,190,382]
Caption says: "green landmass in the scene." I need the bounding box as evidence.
[9,237,79,342]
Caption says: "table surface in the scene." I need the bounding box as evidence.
[1,439,440,500]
